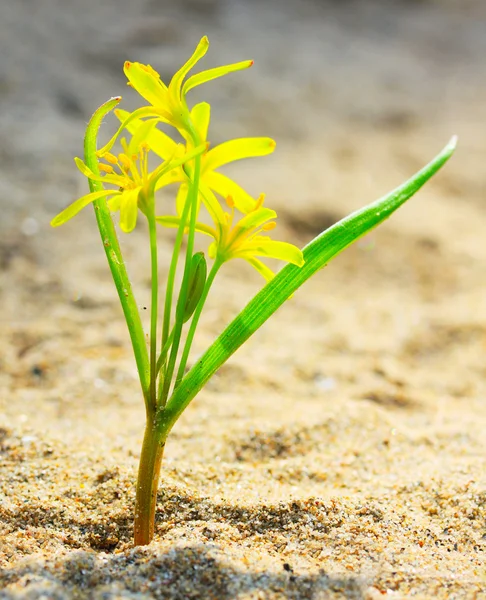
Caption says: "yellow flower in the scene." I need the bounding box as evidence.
[51,120,206,233]
[157,195,304,281]
[114,106,276,217]
[98,36,253,156]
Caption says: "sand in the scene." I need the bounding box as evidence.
[1,0,486,598]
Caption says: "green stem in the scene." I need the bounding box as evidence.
[174,259,222,388]
[148,211,158,411]
[161,152,202,403]
[156,328,175,376]
[133,421,166,545]
[161,188,189,351]
[84,98,150,406]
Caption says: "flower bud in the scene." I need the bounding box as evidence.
[183,252,207,322]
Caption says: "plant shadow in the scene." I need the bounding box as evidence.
[1,544,367,599]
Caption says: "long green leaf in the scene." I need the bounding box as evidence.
[159,137,456,432]
[84,97,150,401]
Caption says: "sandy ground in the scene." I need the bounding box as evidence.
[1,0,486,598]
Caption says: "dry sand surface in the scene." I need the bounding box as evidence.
[1,1,486,598]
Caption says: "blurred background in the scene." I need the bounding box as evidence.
[1,0,485,230]
[1,0,485,409]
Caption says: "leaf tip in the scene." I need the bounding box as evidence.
[447,135,458,152]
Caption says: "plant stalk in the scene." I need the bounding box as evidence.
[148,211,158,412]
[133,422,166,545]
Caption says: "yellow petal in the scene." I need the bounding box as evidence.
[245,257,275,282]
[208,241,217,259]
[195,222,217,238]
[233,207,277,237]
[114,108,131,123]
[127,118,158,156]
[145,127,178,161]
[169,37,209,101]
[182,60,253,96]
[108,195,121,211]
[204,137,275,173]
[156,215,216,238]
[124,62,168,107]
[156,215,181,229]
[190,102,211,142]
[98,106,174,157]
[74,157,98,178]
[51,190,121,227]
[203,171,256,213]
[155,170,184,192]
[115,108,177,160]
[199,181,226,225]
[119,188,141,233]
[241,240,305,267]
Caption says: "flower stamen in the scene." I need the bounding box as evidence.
[119,154,132,171]
[254,193,265,211]
[104,152,118,165]
[262,221,276,231]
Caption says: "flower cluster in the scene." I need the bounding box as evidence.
[52,36,304,280]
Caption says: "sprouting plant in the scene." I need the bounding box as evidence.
[51,36,456,546]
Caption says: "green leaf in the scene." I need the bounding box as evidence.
[159,137,456,433]
[84,97,151,401]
